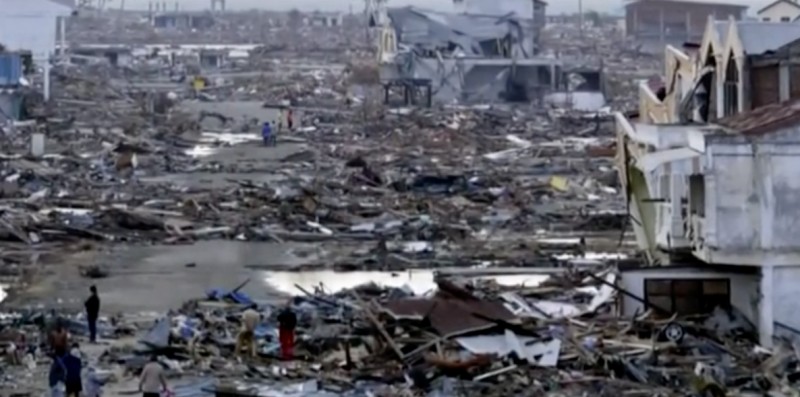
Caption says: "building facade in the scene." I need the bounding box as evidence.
[616,14,800,346]
[757,0,800,22]
[625,0,747,53]
[0,0,72,101]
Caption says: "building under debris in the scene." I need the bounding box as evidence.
[616,15,800,347]
[625,0,747,53]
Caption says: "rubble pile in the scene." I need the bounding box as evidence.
[0,6,727,397]
[2,271,797,396]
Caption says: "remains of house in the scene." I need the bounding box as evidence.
[1,0,800,396]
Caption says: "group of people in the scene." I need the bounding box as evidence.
[45,286,298,397]
[261,108,294,147]
[47,286,168,397]
[235,302,297,360]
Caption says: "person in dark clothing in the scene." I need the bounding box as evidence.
[85,285,100,343]
[62,352,82,397]
[277,303,297,360]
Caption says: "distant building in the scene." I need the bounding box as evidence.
[72,45,133,67]
[757,0,800,22]
[304,12,343,27]
[152,12,215,30]
[0,0,74,101]
[625,0,747,52]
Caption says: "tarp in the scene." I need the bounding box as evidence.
[455,329,561,366]
[139,318,171,349]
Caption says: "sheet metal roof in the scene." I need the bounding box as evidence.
[383,297,516,337]
[387,6,526,56]
[735,21,800,54]
[717,100,800,135]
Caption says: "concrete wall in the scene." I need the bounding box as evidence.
[0,91,22,122]
[705,128,800,252]
[389,58,555,104]
[0,0,72,60]
[773,266,800,338]
[758,2,800,22]
[620,267,759,325]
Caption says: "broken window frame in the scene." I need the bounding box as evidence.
[644,278,730,316]
[723,53,739,117]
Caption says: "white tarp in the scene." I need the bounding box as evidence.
[501,272,617,320]
[455,329,561,367]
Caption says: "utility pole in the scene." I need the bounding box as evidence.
[578,0,584,38]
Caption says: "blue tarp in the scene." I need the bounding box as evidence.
[139,318,171,349]
[206,288,254,305]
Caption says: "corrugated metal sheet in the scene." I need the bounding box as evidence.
[387,6,529,56]
[0,53,22,86]
[717,99,800,135]
[735,22,800,54]
[382,297,516,337]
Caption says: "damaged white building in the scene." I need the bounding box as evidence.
[616,16,800,347]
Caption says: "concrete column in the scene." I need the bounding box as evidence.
[43,61,51,101]
[780,62,790,102]
[759,265,774,347]
[685,11,691,42]
[59,16,66,57]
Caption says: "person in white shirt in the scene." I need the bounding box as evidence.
[235,304,261,358]
[139,355,167,397]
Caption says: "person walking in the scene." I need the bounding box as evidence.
[85,285,100,343]
[277,303,297,360]
[139,355,168,397]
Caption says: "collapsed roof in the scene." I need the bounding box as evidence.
[384,6,533,58]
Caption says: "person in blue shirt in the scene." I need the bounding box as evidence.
[261,122,273,146]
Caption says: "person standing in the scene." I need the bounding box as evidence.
[85,285,100,343]
[139,355,168,397]
[277,303,297,360]
[49,320,69,357]
[261,122,273,146]
[235,304,260,358]
[62,352,82,397]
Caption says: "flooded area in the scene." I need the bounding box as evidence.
[263,270,549,296]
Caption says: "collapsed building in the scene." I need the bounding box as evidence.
[370,1,603,105]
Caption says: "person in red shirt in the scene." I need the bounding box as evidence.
[277,304,297,360]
